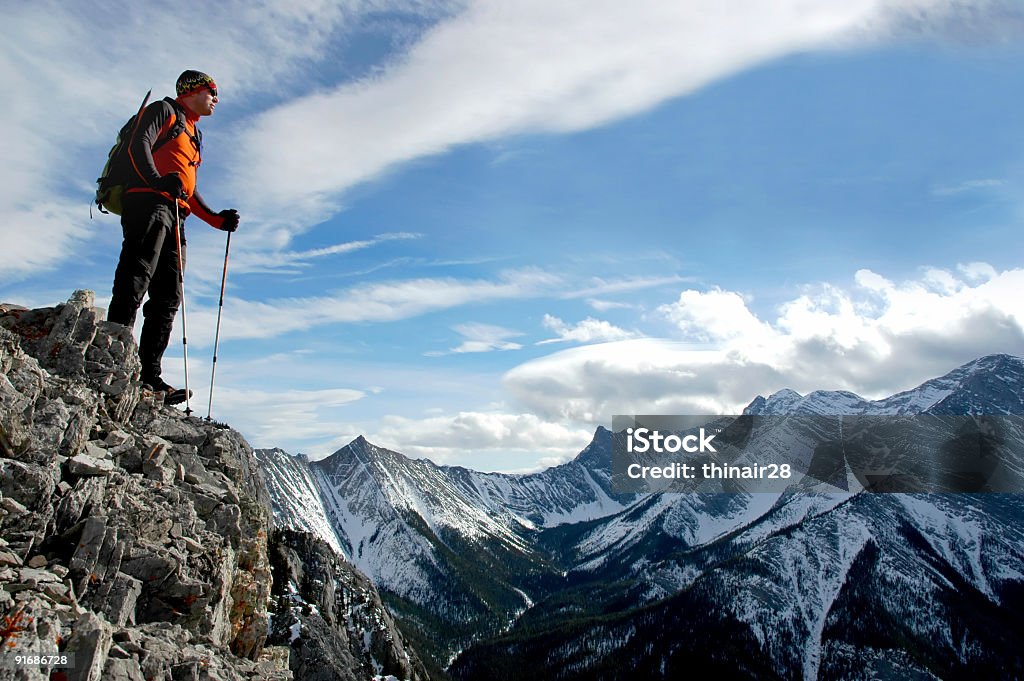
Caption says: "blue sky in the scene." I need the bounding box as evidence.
[2,1,1023,470]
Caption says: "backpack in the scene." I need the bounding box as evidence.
[94,91,196,216]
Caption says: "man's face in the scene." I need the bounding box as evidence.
[183,86,218,116]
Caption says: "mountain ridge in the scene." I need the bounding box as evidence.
[259,351,1024,675]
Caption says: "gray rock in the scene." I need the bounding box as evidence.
[68,452,115,476]
[40,579,72,601]
[54,475,107,533]
[102,657,147,681]
[17,567,61,584]
[92,571,142,627]
[120,552,177,587]
[144,461,177,485]
[64,611,113,681]
[2,496,29,514]
[269,529,431,681]
[0,459,56,510]
[69,517,108,576]
[1,293,447,681]
[104,428,133,449]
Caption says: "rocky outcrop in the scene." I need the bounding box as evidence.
[0,292,289,681]
[268,529,431,681]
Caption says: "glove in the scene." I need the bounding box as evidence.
[154,173,186,199]
[217,209,240,232]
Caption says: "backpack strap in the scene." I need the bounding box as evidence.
[154,97,185,152]
[156,97,202,166]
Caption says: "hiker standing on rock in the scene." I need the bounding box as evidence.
[108,70,239,399]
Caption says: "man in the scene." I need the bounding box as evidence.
[108,69,239,398]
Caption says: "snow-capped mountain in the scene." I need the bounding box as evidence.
[454,491,1024,680]
[258,354,1024,677]
[746,353,1024,416]
[255,429,631,662]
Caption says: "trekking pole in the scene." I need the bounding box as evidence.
[173,200,193,416]
[207,230,231,421]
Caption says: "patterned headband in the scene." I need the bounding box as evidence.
[176,70,217,96]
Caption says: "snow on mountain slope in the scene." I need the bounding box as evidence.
[564,355,1024,591]
[258,353,1024,676]
[468,453,626,527]
[454,490,1024,680]
[747,354,1024,416]
[256,447,346,556]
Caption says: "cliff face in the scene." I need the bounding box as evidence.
[0,291,289,681]
[268,529,430,681]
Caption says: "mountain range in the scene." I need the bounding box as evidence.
[257,353,1024,679]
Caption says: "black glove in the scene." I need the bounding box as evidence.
[217,209,239,232]
[154,173,186,199]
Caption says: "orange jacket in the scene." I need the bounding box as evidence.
[126,97,222,227]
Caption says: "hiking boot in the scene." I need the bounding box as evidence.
[142,377,176,393]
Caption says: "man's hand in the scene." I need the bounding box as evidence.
[154,172,186,199]
[217,209,240,232]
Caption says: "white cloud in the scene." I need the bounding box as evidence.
[230,0,973,222]
[562,275,687,299]
[181,268,562,343]
[931,178,1006,196]
[180,270,676,344]
[169,261,1024,471]
[0,0,441,278]
[0,202,94,280]
[958,261,998,283]
[369,411,593,470]
[227,232,422,274]
[505,264,1024,424]
[208,386,366,448]
[586,299,636,312]
[658,289,774,344]
[3,0,1007,278]
[538,314,635,345]
[441,322,524,354]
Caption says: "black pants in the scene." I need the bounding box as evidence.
[108,192,186,383]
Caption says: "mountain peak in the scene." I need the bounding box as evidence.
[907,353,1024,415]
[743,355,1024,417]
[316,434,379,468]
[958,353,1022,374]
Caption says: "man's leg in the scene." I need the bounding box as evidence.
[139,210,185,387]
[109,194,170,327]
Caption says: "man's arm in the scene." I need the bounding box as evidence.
[127,100,175,187]
[188,190,238,231]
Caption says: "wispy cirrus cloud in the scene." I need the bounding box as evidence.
[4,1,1015,279]
[231,0,997,224]
[206,385,367,448]
[0,0,445,278]
[562,276,688,300]
[228,232,422,274]
[177,268,561,343]
[930,178,1007,196]
[585,299,638,312]
[430,322,525,355]
[171,269,694,345]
